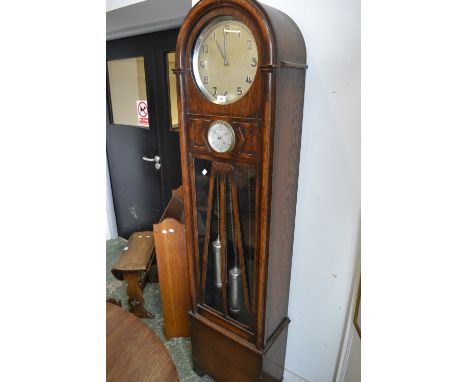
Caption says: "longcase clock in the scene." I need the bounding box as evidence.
[174,0,307,380]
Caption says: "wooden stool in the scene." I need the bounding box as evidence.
[111,231,156,318]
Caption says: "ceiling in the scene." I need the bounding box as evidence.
[106,0,191,40]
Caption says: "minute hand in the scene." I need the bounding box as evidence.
[223,28,241,66]
[215,39,227,65]
[223,29,228,66]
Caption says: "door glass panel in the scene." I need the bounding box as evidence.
[166,52,179,131]
[194,158,256,328]
[107,57,149,128]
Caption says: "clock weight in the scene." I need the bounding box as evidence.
[212,238,223,288]
[228,265,241,314]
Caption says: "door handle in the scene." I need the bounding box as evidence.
[143,155,161,163]
[143,155,161,170]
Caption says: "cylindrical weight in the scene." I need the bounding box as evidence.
[229,265,242,314]
[212,238,222,288]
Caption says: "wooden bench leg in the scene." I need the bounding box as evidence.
[124,273,155,319]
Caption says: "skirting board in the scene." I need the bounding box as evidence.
[283,368,310,382]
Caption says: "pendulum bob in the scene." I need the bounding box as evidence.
[212,237,222,288]
[228,265,242,314]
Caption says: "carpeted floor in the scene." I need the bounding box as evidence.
[106,238,214,382]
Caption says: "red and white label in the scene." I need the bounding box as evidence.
[137,100,149,127]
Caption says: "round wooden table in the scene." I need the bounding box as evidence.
[106,303,179,381]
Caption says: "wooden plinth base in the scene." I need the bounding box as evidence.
[189,312,289,382]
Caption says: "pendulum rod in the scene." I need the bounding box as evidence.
[228,171,251,313]
[201,170,216,304]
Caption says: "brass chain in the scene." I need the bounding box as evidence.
[247,168,252,261]
[229,171,237,266]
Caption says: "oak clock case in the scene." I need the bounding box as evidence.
[175,1,307,381]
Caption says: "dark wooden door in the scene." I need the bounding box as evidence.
[107,29,181,239]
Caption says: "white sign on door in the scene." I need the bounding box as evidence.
[137,100,149,127]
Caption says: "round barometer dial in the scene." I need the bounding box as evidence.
[192,17,259,104]
[207,121,236,153]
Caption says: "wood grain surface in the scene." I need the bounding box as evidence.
[153,218,191,338]
[111,231,155,279]
[175,0,307,379]
[106,303,179,382]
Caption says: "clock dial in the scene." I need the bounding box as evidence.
[192,17,258,104]
[207,121,236,153]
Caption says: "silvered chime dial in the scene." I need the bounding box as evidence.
[207,120,236,153]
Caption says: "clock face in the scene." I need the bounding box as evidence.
[192,17,259,105]
[207,121,236,153]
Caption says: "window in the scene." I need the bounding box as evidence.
[166,52,179,131]
[107,57,148,128]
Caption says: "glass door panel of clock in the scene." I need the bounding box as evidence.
[194,158,256,327]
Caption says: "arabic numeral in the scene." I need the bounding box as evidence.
[237,87,243,95]
[246,75,252,84]
[212,87,217,96]
[251,58,257,67]
[203,76,209,84]
[203,44,208,53]
[247,40,253,50]
[200,61,205,69]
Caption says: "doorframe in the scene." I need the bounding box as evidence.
[106,157,118,240]
[107,15,184,41]
[334,231,361,382]
[106,0,189,41]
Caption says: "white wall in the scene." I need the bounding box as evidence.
[260,1,360,381]
[192,1,360,381]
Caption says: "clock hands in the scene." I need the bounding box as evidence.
[223,28,228,66]
[215,39,228,65]
[223,27,241,66]
[213,27,241,67]
[213,129,229,147]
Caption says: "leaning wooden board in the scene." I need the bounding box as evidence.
[153,187,191,338]
[154,218,191,338]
